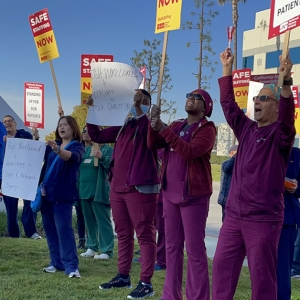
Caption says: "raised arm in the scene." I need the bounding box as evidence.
[219,49,252,140]
[276,54,295,149]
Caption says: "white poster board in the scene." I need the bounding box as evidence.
[86,62,143,126]
[246,81,264,120]
[2,138,46,201]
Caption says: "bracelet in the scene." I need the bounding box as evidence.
[54,146,61,154]
[283,78,293,86]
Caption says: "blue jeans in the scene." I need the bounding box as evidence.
[3,195,37,238]
[75,201,85,240]
[41,201,78,275]
[277,225,298,300]
[292,228,300,275]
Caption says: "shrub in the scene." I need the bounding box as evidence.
[210,154,228,165]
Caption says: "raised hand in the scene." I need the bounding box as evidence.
[279,54,293,79]
[220,48,234,68]
[151,105,161,118]
[58,106,64,117]
[133,89,144,108]
[86,96,94,107]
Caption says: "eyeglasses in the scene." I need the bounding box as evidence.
[3,119,15,124]
[82,129,87,133]
[186,93,204,101]
[253,95,278,102]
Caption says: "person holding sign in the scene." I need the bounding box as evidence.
[2,115,41,239]
[0,122,5,187]
[86,89,159,299]
[78,126,115,260]
[148,90,216,300]
[41,116,84,279]
[212,48,295,299]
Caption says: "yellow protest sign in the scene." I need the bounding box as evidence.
[29,9,59,63]
[155,0,182,34]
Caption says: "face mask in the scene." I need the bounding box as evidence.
[130,105,150,118]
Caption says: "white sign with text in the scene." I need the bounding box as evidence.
[246,81,264,120]
[86,62,143,126]
[2,138,46,201]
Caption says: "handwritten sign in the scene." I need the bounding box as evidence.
[2,139,46,200]
[86,62,143,126]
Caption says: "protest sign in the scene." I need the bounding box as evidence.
[86,62,143,126]
[28,8,59,63]
[24,82,44,129]
[232,69,251,110]
[2,139,46,201]
[155,0,183,33]
[268,0,300,39]
[246,81,264,120]
[80,54,114,105]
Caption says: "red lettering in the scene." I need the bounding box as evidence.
[37,35,53,48]
[159,0,178,7]
[83,82,91,90]
[235,90,248,97]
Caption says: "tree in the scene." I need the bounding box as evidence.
[70,104,88,130]
[45,131,55,141]
[218,0,247,70]
[131,39,177,124]
[183,0,219,90]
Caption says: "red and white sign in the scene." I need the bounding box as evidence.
[139,66,147,89]
[268,0,300,39]
[227,26,235,48]
[81,54,114,78]
[292,86,299,108]
[232,68,251,87]
[24,82,44,129]
[250,73,279,84]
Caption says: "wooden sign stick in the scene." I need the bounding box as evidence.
[92,143,99,166]
[49,60,63,114]
[278,30,291,87]
[156,31,169,107]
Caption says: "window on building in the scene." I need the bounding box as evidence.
[266,47,300,69]
[242,56,254,70]
[294,138,299,148]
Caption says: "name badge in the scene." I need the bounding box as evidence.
[83,158,92,163]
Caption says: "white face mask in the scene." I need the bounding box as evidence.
[130,105,150,118]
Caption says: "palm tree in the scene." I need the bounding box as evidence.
[218,0,247,70]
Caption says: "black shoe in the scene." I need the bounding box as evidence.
[77,240,86,250]
[99,273,132,290]
[127,281,154,299]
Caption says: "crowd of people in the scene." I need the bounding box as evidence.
[0,48,298,299]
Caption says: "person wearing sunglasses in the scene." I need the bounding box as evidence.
[86,89,159,299]
[148,89,216,300]
[212,48,295,300]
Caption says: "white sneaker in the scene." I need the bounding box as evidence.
[94,253,110,260]
[80,249,97,257]
[31,233,42,240]
[69,269,81,278]
[43,266,56,273]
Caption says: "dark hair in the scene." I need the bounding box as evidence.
[140,89,152,106]
[3,115,15,122]
[55,116,82,142]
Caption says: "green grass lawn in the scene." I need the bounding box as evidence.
[212,164,221,182]
[1,238,300,299]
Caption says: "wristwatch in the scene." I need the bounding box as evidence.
[55,146,61,154]
[283,78,293,86]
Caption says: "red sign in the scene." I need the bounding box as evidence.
[232,68,251,87]
[24,82,44,129]
[292,86,299,108]
[81,54,114,78]
[29,9,53,37]
[250,73,279,84]
[268,0,300,39]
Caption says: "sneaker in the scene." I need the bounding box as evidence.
[127,281,154,299]
[80,249,97,257]
[291,274,300,279]
[99,273,132,289]
[31,233,42,240]
[43,266,56,273]
[132,257,141,264]
[69,269,81,278]
[94,253,110,260]
[154,263,165,271]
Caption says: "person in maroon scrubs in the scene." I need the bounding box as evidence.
[86,89,159,299]
[212,48,295,299]
[148,90,216,300]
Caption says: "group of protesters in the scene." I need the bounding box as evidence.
[0,47,298,299]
